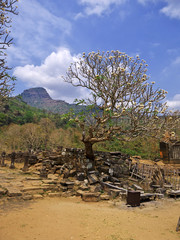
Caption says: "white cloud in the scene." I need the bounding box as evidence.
[160,0,180,19]
[137,0,180,20]
[167,94,180,109]
[137,0,157,5]
[78,0,127,16]
[137,0,149,5]
[7,0,71,65]
[172,56,180,65]
[13,48,90,103]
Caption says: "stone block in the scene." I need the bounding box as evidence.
[88,174,99,184]
[0,188,7,196]
[7,188,22,197]
[81,192,100,202]
[33,194,43,199]
[48,174,58,180]
[48,192,61,197]
[22,195,33,200]
[100,194,110,200]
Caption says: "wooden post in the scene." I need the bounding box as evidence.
[176,217,180,232]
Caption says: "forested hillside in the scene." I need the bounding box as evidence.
[0,97,67,127]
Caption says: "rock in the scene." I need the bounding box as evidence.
[66,181,75,189]
[76,190,84,196]
[60,180,67,186]
[97,166,109,174]
[108,189,121,198]
[0,188,7,196]
[84,179,88,185]
[100,194,110,200]
[63,169,70,178]
[74,180,81,186]
[154,193,164,199]
[26,177,41,181]
[22,195,33,200]
[69,170,77,177]
[88,174,99,184]
[48,174,58,180]
[24,189,44,195]
[39,167,48,178]
[90,184,103,193]
[79,184,89,191]
[48,193,61,197]
[41,184,56,190]
[81,192,100,202]
[61,191,75,197]
[21,186,45,192]
[42,179,57,184]
[59,186,68,192]
[7,188,22,197]
[33,194,43,199]
[77,172,85,181]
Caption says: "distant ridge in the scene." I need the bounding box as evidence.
[20,87,84,114]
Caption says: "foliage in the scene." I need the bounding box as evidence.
[0,97,68,127]
[0,123,83,152]
[0,122,162,159]
[0,0,18,106]
[63,50,180,159]
[95,136,160,159]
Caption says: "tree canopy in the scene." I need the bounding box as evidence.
[64,50,179,160]
[0,0,18,106]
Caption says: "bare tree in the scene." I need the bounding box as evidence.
[20,123,44,151]
[0,0,18,106]
[39,118,55,149]
[64,50,179,160]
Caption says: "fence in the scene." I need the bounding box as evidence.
[130,162,180,190]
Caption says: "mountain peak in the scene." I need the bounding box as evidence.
[21,87,52,100]
[19,87,85,114]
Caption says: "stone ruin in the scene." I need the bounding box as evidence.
[30,147,131,202]
[0,147,180,204]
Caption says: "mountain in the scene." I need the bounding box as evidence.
[20,87,85,114]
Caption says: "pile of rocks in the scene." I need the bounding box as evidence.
[1,147,178,203]
[26,148,132,201]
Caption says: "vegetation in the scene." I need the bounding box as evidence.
[0,0,18,107]
[63,50,179,160]
[0,119,160,159]
[0,97,68,127]
[0,97,178,159]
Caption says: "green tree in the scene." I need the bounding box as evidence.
[0,0,18,107]
[64,50,179,161]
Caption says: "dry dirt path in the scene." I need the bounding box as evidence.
[0,197,179,240]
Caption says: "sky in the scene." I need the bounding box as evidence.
[7,0,180,109]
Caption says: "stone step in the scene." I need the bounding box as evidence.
[0,187,7,196]
[81,192,100,202]
[6,187,22,197]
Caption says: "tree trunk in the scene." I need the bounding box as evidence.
[84,141,94,161]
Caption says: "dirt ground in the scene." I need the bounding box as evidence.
[0,197,179,240]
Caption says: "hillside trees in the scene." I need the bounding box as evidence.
[64,50,179,160]
[0,0,18,106]
[39,118,55,149]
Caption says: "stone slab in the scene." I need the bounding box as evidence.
[7,188,22,197]
[81,192,100,202]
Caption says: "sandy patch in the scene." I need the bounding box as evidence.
[0,197,179,240]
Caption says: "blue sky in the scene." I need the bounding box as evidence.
[7,0,180,109]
